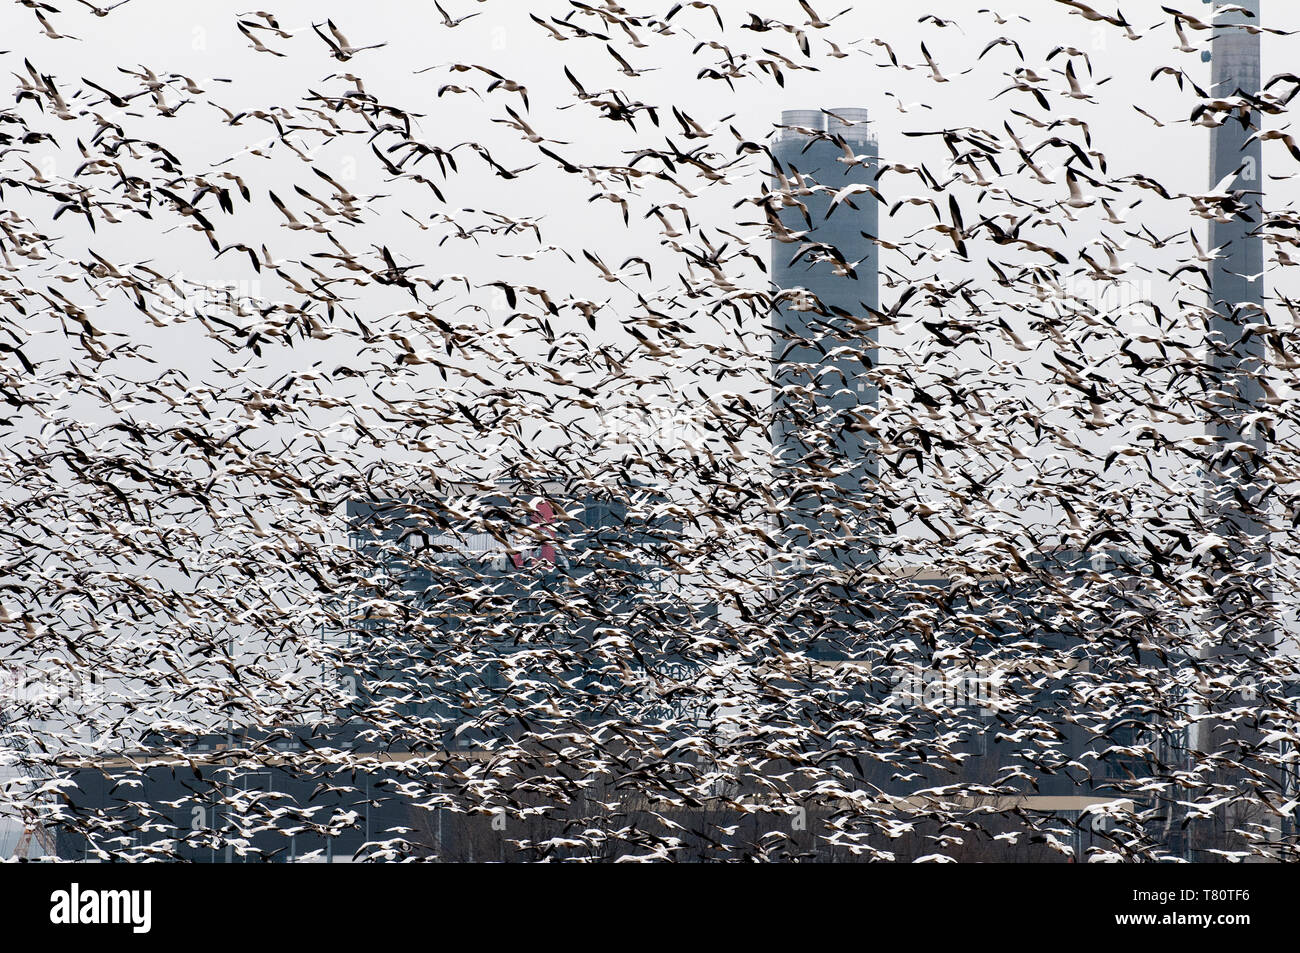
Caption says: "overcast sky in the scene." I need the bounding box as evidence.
[3,0,1298,561]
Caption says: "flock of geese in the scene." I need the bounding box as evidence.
[0,0,1298,862]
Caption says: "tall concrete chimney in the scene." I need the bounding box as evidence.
[1204,0,1270,646]
[1198,3,1275,846]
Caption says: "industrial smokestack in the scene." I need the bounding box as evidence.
[769,107,880,574]
[1204,0,1270,643]
[1197,3,1275,845]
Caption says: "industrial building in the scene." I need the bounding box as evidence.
[46,478,716,861]
[341,478,709,745]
